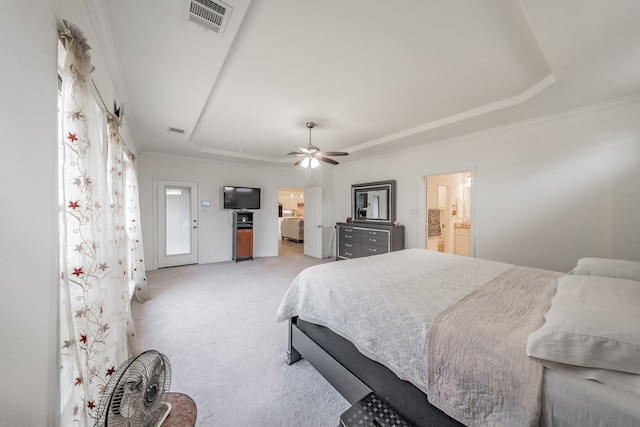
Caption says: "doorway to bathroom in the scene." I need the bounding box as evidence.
[424,170,473,256]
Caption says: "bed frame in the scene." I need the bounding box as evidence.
[287,317,462,426]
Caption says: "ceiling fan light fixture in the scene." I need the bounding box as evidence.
[286,121,349,176]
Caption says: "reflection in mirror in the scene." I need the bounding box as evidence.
[352,180,396,224]
[355,189,388,220]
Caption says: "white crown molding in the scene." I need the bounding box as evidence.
[333,92,640,170]
[186,74,558,164]
[384,92,640,163]
[186,142,290,164]
[185,89,640,166]
[345,73,557,154]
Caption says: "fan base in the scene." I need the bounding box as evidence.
[155,402,172,427]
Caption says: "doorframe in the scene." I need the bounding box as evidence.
[419,166,476,257]
[154,177,200,268]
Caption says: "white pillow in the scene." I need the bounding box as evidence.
[527,275,640,374]
[570,257,640,281]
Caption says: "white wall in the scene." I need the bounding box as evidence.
[0,0,141,424]
[0,1,58,426]
[138,153,330,268]
[141,99,640,273]
[333,99,640,272]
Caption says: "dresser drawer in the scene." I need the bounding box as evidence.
[335,223,404,261]
[338,244,364,259]
[338,239,360,252]
[339,228,362,243]
[360,232,389,248]
[360,244,385,255]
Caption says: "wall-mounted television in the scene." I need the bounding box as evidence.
[223,186,261,210]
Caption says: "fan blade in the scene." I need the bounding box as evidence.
[294,158,307,166]
[296,146,312,155]
[320,151,349,156]
[286,151,305,156]
[318,156,339,165]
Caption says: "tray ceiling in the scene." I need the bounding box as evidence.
[98,0,640,165]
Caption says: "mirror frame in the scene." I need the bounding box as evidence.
[351,180,396,225]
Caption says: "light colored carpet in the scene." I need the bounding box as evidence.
[131,255,350,426]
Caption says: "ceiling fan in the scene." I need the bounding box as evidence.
[287,122,349,169]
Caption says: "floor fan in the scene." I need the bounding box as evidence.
[95,350,172,427]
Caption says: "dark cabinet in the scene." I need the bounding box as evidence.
[233,212,253,262]
[336,222,404,260]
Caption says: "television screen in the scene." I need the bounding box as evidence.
[223,186,261,210]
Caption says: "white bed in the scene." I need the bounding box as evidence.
[276,249,640,426]
[542,368,640,426]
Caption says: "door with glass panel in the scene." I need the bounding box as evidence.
[157,179,199,268]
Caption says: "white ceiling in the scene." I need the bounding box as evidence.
[98,0,640,167]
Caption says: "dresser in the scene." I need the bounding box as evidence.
[336,222,404,260]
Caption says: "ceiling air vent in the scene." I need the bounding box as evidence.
[185,0,232,35]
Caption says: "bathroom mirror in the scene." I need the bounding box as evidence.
[352,180,396,224]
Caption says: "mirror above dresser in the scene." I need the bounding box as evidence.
[351,180,396,225]
[337,180,403,261]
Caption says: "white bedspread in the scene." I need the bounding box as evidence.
[276,248,511,394]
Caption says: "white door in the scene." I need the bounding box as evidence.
[304,186,323,259]
[157,179,199,267]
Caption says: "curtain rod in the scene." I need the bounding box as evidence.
[58,27,132,158]
[91,79,122,126]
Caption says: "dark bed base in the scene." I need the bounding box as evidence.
[287,317,463,427]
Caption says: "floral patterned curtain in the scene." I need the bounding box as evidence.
[58,21,136,425]
[124,151,149,301]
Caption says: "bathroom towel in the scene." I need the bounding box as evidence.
[428,209,441,238]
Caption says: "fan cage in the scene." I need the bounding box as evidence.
[95,350,172,427]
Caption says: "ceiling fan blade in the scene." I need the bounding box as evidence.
[294,158,307,166]
[320,151,349,156]
[293,146,312,155]
[318,156,339,165]
[286,151,305,156]
[296,146,319,155]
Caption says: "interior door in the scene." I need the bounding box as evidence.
[157,179,199,268]
[303,186,323,259]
